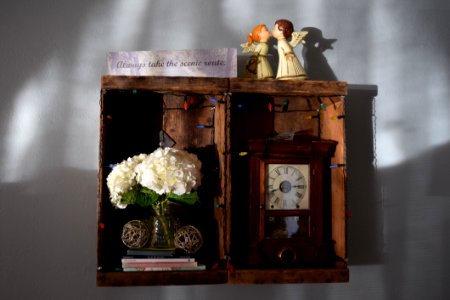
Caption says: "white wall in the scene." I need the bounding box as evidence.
[1,0,448,299]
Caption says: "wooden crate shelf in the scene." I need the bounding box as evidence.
[229,267,349,284]
[97,270,228,286]
[97,76,348,286]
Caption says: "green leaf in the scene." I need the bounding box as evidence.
[120,186,161,207]
[119,186,199,207]
[167,191,199,205]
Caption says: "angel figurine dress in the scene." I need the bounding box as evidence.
[272,19,308,80]
[241,24,274,79]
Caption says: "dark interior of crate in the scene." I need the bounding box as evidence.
[98,89,321,271]
[99,90,221,271]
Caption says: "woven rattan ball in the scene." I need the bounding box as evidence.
[174,225,203,254]
[121,220,150,249]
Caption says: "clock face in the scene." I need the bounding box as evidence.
[266,164,309,210]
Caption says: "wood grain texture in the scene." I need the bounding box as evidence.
[229,78,348,96]
[102,76,229,94]
[97,270,228,286]
[320,97,347,259]
[229,267,349,284]
[98,76,349,285]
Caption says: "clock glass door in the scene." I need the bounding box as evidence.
[264,215,310,238]
[264,163,311,239]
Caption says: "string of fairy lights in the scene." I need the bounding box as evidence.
[102,90,346,170]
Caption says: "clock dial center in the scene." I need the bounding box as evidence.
[279,180,292,193]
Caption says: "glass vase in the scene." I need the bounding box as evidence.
[149,202,175,249]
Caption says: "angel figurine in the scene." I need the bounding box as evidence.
[272,19,308,80]
[240,24,274,79]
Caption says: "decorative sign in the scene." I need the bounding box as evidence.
[107,48,237,77]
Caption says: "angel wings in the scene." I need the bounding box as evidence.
[240,21,309,79]
[289,31,308,48]
[240,31,308,53]
[240,42,257,54]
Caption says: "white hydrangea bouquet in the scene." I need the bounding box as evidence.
[107,147,202,209]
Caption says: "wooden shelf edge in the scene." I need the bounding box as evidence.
[228,267,349,284]
[97,270,228,286]
[101,76,348,97]
[229,78,348,96]
[101,75,229,94]
[97,267,348,286]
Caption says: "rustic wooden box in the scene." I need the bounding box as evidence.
[97,76,348,286]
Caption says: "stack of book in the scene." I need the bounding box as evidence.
[121,249,205,272]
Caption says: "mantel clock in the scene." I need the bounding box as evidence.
[246,136,338,267]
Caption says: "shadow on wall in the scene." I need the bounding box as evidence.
[301,27,338,81]
[345,84,383,265]
[378,140,450,299]
[0,167,98,298]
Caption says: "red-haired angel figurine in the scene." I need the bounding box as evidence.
[240,24,274,79]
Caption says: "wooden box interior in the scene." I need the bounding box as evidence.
[97,76,348,286]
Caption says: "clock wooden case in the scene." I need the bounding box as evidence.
[246,137,337,267]
[97,76,349,285]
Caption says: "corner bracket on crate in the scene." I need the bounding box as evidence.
[159,130,176,148]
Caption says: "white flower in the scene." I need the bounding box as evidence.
[107,148,202,209]
[136,147,202,196]
[106,153,147,208]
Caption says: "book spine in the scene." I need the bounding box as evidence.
[122,261,198,268]
[121,257,195,263]
[123,265,206,272]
